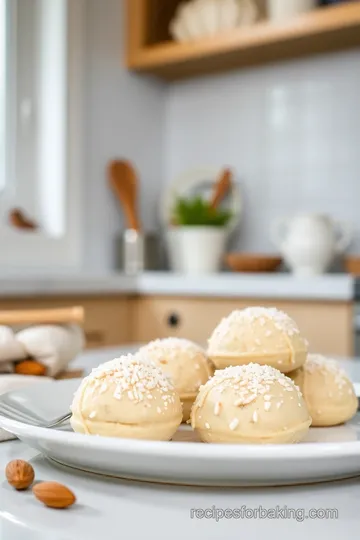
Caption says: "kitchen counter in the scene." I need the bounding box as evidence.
[0,272,354,301]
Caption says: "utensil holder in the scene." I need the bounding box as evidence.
[115,230,164,274]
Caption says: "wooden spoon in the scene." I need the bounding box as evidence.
[210,168,232,210]
[108,160,141,231]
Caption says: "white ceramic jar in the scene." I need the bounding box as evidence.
[267,0,317,22]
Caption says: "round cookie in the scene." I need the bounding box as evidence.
[70,353,182,440]
[138,338,214,422]
[207,307,308,373]
[289,354,357,427]
[191,363,311,444]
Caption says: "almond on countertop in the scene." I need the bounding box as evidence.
[15,360,47,376]
[5,459,35,490]
[33,481,76,509]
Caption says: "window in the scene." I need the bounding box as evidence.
[0,0,84,270]
[0,0,7,193]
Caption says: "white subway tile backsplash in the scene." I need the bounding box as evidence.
[165,49,360,254]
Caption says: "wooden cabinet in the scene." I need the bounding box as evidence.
[126,1,360,80]
[131,296,354,357]
[0,294,354,357]
[0,296,132,349]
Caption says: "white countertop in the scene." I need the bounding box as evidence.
[0,272,354,301]
[0,346,359,540]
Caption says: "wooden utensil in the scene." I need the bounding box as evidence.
[108,160,141,231]
[8,208,38,230]
[210,168,232,210]
[344,257,360,276]
[0,306,84,326]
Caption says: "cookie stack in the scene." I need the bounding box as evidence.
[70,306,357,445]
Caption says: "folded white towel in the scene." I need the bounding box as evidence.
[0,323,84,441]
[16,324,84,377]
[0,326,27,370]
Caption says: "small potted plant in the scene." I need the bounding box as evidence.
[167,196,231,274]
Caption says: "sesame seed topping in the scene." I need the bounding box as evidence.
[77,353,176,405]
[306,354,353,391]
[205,422,210,429]
[229,418,239,431]
[138,337,205,363]
[252,410,258,423]
[264,402,271,411]
[89,411,96,419]
[214,402,221,416]
[100,383,107,394]
[195,364,302,413]
[208,308,302,354]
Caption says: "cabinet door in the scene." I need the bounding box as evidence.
[131,296,354,356]
[0,296,131,349]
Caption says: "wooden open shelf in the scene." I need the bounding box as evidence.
[125,1,360,80]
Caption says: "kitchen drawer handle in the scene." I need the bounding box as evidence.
[85,330,105,345]
[167,312,181,328]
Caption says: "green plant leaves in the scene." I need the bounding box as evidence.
[172,196,231,227]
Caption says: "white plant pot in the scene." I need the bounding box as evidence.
[267,0,316,22]
[167,227,227,275]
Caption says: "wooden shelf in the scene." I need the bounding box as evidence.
[126,2,360,80]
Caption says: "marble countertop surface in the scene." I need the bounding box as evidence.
[0,272,354,301]
[0,346,359,540]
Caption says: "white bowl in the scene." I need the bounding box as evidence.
[170,0,258,42]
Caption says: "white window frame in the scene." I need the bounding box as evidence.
[0,0,84,271]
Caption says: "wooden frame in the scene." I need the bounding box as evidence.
[125,1,360,80]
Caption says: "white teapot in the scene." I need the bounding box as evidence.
[271,214,352,275]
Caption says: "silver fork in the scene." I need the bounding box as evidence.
[0,402,72,429]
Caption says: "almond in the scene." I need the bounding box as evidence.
[15,360,47,376]
[5,459,35,490]
[33,481,76,509]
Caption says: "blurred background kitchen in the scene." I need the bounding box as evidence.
[1,0,360,361]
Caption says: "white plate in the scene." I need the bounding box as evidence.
[1,379,360,487]
[160,166,242,234]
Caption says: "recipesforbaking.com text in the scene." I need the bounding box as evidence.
[190,505,338,522]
